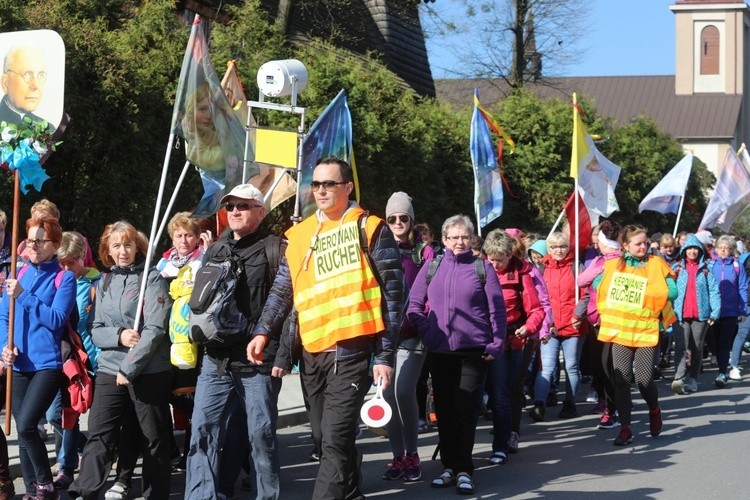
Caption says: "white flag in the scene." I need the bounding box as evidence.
[639,152,693,214]
[699,148,750,231]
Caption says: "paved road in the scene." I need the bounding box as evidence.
[10,361,750,498]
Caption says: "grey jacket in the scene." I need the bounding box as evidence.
[88,261,173,379]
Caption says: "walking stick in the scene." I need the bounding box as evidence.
[5,170,20,436]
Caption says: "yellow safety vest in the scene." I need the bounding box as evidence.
[285,207,385,352]
[597,256,674,348]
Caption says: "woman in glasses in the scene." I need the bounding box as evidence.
[380,192,434,483]
[407,215,506,495]
[0,215,76,500]
[593,225,677,446]
[69,221,173,500]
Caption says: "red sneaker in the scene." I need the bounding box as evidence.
[613,425,633,446]
[649,406,663,437]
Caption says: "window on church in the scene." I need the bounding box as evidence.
[700,25,719,75]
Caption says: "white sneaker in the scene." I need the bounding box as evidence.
[585,390,598,403]
[729,367,742,381]
[685,377,698,393]
[671,378,685,395]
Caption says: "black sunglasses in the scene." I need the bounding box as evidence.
[387,215,410,225]
[310,180,347,190]
[226,202,261,212]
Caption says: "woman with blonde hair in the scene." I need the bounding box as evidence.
[69,221,173,500]
[593,225,677,445]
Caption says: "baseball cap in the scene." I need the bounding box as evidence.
[220,184,264,206]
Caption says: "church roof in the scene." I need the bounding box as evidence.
[435,75,742,141]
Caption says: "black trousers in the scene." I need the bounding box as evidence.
[428,350,486,476]
[302,350,370,500]
[69,372,173,500]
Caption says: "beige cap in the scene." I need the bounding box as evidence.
[220,184,264,206]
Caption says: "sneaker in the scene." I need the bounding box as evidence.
[34,482,59,500]
[417,419,429,434]
[743,341,750,354]
[585,390,598,403]
[649,406,663,437]
[559,402,578,419]
[403,453,421,482]
[597,409,620,430]
[685,377,698,393]
[715,373,728,388]
[613,425,633,446]
[52,472,73,490]
[50,463,61,475]
[104,482,129,500]
[382,456,405,480]
[508,431,520,453]
[592,398,606,414]
[529,402,545,422]
[0,480,15,500]
[546,392,558,407]
[729,367,742,381]
[309,446,321,462]
[671,378,686,395]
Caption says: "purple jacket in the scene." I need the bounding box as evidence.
[407,248,507,358]
[399,237,435,340]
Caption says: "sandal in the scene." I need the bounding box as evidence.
[489,451,508,465]
[431,469,456,488]
[456,473,474,495]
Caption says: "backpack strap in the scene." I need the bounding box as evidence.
[358,212,387,292]
[426,255,444,286]
[263,235,284,285]
[473,257,486,285]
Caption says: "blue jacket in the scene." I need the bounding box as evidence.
[407,248,507,359]
[711,254,748,318]
[76,268,102,373]
[0,258,76,372]
[672,234,721,322]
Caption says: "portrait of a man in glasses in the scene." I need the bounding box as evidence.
[0,44,50,127]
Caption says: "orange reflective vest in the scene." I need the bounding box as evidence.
[285,207,385,352]
[597,256,674,348]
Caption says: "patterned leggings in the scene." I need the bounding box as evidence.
[611,343,659,426]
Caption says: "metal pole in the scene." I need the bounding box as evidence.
[548,210,565,238]
[574,180,580,302]
[673,194,686,238]
[155,160,192,247]
[134,134,176,331]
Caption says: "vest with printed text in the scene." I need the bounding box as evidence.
[285,207,385,352]
[597,255,673,348]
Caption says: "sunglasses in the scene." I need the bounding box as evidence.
[310,180,347,191]
[387,215,410,225]
[225,202,262,212]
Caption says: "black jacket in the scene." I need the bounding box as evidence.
[203,228,286,375]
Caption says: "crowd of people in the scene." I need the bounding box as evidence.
[0,164,749,499]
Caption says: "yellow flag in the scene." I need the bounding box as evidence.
[570,93,591,179]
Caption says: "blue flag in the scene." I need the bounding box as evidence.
[470,89,503,228]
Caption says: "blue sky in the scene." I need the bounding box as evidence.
[425,0,677,79]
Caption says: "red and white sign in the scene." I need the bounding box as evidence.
[360,378,392,428]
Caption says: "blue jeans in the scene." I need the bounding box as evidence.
[46,389,83,476]
[12,370,63,494]
[485,349,520,453]
[730,319,750,368]
[186,355,282,500]
[534,336,585,406]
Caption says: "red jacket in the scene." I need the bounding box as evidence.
[496,257,545,336]
[542,253,589,337]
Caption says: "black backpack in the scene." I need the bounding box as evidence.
[188,236,283,348]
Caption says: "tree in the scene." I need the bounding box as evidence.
[421,0,589,87]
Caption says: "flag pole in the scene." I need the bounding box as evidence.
[154,160,192,247]
[549,209,565,238]
[4,170,20,436]
[134,134,176,331]
[673,192,686,238]
[580,180,581,303]
[476,203,482,237]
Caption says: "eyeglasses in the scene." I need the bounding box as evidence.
[445,235,471,242]
[5,69,47,85]
[225,202,262,212]
[387,215,410,225]
[25,238,52,247]
[310,180,347,191]
[549,245,569,250]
